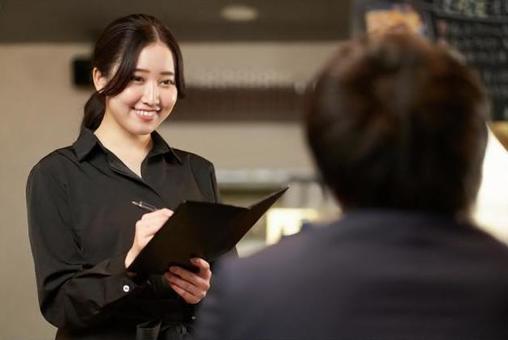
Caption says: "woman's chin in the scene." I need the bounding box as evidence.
[126,123,158,136]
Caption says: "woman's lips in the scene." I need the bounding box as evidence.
[134,109,159,121]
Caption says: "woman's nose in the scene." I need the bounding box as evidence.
[142,82,160,106]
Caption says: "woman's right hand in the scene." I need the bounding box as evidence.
[125,208,173,268]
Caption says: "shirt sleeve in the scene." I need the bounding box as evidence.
[26,161,141,330]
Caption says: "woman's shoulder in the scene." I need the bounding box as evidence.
[29,145,79,178]
[172,148,215,169]
[171,149,218,201]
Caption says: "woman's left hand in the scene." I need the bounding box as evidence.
[164,258,212,304]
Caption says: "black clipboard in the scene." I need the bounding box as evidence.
[128,187,288,275]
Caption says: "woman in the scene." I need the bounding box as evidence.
[26,14,225,340]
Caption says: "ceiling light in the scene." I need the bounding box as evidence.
[220,4,259,22]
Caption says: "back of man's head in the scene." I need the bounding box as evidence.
[305,33,488,216]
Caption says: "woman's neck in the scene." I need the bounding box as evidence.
[94,115,153,176]
[95,114,151,151]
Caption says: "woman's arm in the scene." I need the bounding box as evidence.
[26,162,141,329]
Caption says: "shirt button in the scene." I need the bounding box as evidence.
[122,285,130,293]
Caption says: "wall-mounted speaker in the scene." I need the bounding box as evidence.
[72,57,92,86]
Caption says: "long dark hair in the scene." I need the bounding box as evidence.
[82,14,185,131]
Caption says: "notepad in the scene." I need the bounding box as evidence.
[128,187,288,275]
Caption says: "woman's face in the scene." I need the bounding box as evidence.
[100,42,178,136]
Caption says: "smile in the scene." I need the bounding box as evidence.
[134,109,160,119]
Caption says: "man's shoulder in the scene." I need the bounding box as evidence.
[219,211,508,284]
[220,223,335,285]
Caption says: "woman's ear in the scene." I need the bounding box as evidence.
[92,67,108,92]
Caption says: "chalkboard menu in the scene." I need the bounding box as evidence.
[354,0,508,121]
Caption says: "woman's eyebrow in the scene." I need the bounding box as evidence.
[134,68,175,76]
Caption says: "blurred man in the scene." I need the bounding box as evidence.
[195,33,508,340]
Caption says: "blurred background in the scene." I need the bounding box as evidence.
[1,0,507,338]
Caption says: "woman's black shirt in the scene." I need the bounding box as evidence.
[26,128,222,339]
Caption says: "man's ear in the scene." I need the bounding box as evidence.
[92,67,108,92]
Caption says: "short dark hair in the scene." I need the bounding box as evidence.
[82,14,185,131]
[305,33,488,215]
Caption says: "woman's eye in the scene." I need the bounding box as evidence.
[130,76,144,83]
[161,79,176,86]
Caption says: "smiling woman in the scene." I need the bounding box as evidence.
[94,42,178,138]
[82,14,185,132]
[26,14,233,340]
[93,42,180,176]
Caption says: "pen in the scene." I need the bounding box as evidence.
[131,201,158,212]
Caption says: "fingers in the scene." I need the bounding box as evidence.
[169,264,211,284]
[135,218,164,236]
[166,274,208,304]
[190,258,211,280]
[128,208,174,263]
[166,272,207,303]
[140,208,173,222]
[137,209,174,234]
[165,259,212,304]
[169,283,204,304]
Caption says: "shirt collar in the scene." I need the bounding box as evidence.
[73,128,99,161]
[72,128,182,164]
[149,130,182,163]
